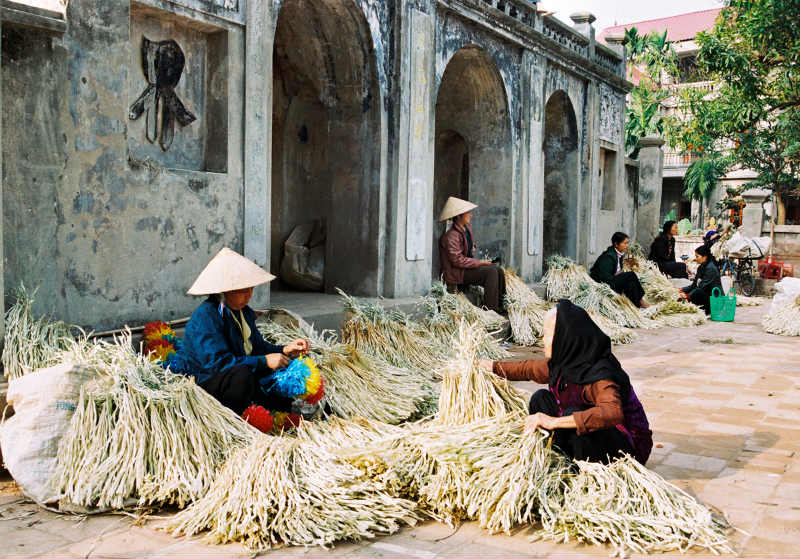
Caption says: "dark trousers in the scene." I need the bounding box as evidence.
[689,291,711,315]
[461,265,506,313]
[659,261,689,279]
[529,389,633,464]
[200,364,293,415]
[609,272,646,307]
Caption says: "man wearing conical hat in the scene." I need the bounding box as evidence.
[168,248,310,431]
[438,196,506,314]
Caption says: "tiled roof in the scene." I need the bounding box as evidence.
[597,8,722,44]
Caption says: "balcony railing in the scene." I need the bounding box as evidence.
[664,151,702,167]
[664,80,716,93]
[542,14,589,58]
[480,0,538,27]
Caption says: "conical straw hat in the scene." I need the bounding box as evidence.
[438,196,478,221]
[187,247,276,295]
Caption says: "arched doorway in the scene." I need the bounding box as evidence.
[271,0,381,294]
[433,46,512,278]
[542,90,579,265]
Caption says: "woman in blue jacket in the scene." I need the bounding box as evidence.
[170,247,309,417]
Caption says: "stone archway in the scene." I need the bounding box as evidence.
[433,46,512,278]
[542,90,579,265]
[271,0,381,294]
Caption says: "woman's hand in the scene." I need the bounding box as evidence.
[524,412,558,433]
[283,338,310,357]
[479,259,493,267]
[478,358,493,371]
[266,353,290,370]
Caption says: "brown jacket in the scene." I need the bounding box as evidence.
[439,224,482,285]
[493,359,624,435]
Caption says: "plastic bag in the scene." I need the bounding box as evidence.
[722,232,771,257]
[769,277,800,315]
[0,361,96,506]
[279,221,325,291]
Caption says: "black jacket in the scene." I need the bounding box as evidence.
[687,261,723,299]
[649,235,675,266]
[590,246,622,285]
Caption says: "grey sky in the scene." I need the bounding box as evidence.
[538,0,726,36]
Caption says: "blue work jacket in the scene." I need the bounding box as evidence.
[170,296,284,384]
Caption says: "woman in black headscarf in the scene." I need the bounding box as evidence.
[480,300,652,464]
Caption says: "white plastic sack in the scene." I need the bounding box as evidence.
[724,232,771,257]
[721,275,733,295]
[280,221,325,291]
[769,277,800,315]
[0,361,95,506]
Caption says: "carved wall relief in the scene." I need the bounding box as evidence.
[598,83,621,144]
[129,37,197,151]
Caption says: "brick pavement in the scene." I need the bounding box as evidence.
[1,305,798,558]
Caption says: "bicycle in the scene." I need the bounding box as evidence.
[717,243,763,297]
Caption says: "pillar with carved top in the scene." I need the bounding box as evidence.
[636,136,666,248]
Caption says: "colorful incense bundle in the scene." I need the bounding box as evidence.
[265,355,325,404]
[142,321,181,365]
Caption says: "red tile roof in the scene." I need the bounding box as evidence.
[598,8,722,44]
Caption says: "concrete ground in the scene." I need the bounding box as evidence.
[2,305,798,558]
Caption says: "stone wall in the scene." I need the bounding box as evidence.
[2,0,632,330]
[2,0,245,330]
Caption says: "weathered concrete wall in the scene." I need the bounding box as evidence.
[2,0,632,328]
[766,226,800,273]
[2,1,245,329]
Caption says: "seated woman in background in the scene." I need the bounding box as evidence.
[169,247,310,430]
[438,196,506,314]
[590,232,650,308]
[479,301,652,465]
[648,220,689,278]
[680,244,722,315]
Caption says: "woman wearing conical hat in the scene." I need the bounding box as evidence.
[169,248,310,431]
[438,196,506,314]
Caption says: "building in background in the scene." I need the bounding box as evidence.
[600,9,765,229]
[601,8,799,271]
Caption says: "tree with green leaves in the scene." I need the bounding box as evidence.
[683,154,733,224]
[676,0,800,224]
[624,28,678,157]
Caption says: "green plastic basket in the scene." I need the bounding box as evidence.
[710,287,736,322]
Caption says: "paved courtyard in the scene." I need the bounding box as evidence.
[1,305,798,558]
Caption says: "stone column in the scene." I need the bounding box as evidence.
[383,3,435,297]
[570,12,596,58]
[635,136,665,248]
[244,0,274,306]
[604,34,627,78]
[691,199,702,228]
[741,189,769,239]
[519,49,545,280]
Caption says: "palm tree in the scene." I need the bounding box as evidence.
[683,155,731,225]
